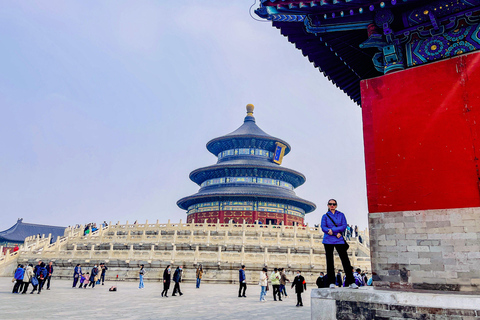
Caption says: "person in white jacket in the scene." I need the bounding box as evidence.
[21,264,34,294]
[259,267,268,302]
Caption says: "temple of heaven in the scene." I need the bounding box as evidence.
[177,104,316,225]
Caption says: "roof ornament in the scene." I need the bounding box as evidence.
[246,104,254,116]
[245,104,255,122]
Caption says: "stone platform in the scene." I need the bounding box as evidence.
[0,277,310,319]
[311,287,480,320]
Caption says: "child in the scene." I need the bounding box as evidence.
[79,273,85,288]
[83,273,90,288]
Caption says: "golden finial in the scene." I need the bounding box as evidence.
[246,104,254,116]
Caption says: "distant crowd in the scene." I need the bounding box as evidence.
[12,261,54,294]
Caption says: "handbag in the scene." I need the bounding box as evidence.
[326,214,350,250]
[266,284,269,291]
[31,276,39,286]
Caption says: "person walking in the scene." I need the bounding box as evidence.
[280,268,289,298]
[238,265,247,298]
[321,199,357,289]
[291,270,307,307]
[45,261,54,290]
[172,266,183,296]
[31,262,47,294]
[100,263,108,285]
[89,264,99,288]
[270,268,281,301]
[22,264,34,294]
[196,264,203,289]
[162,265,171,297]
[258,267,268,302]
[12,264,24,293]
[139,265,145,289]
[73,264,82,288]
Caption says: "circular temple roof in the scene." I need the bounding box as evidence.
[206,104,291,156]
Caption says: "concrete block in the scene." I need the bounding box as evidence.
[311,294,336,320]
[407,246,430,252]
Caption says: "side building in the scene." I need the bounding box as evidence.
[177,104,316,226]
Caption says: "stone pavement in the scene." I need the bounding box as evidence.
[0,277,311,319]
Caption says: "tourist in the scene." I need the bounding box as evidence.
[291,270,306,307]
[321,199,357,289]
[238,265,247,298]
[362,272,368,286]
[100,263,108,285]
[354,268,364,286]
[196,264,203,288]
[31,262,47,294]
[172,266,183,296]
[269,268,281,301]
[162,265,171,297]
[280,268,289,298]
[12,264,24,293]
[316,272,327,288]
[82,272,90,288]
[89,264,99,288]
[45,261,54,290]
[258,267,268,302]
[354,225,358,238]
[73,264,82,288]
[22,264,34,294]
[336,270,342,287]
[139,265,145,289]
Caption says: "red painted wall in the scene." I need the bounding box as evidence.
[361,52,480,213]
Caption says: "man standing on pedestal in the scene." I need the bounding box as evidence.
[238,265,247,297]
[321,199,357,289]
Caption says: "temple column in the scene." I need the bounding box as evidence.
[361,52,480,292]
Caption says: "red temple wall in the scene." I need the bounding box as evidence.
[361,52,480,213]
[186,211,304,225]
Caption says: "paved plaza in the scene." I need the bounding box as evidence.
[0,277,311,319]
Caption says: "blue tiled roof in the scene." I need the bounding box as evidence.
[207,114,291,156]
[0,219,66,244]
[255,0,430,104]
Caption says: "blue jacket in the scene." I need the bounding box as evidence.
[173,268,182,283]
[239,269,246,282]
[321,211,348,244]
[14,267,25,280]
[74,266,82,276]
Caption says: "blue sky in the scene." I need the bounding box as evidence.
[0,1,368,231]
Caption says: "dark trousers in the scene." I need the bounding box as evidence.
[101,273,105,284]
[296,292,303,306]
[280,284,287,296]
[172,282,182,295]
[238,282,247,297]
[12,280,22,293]
[272,284,281,300]
[73,276,79,287]
[46,275,52,289]
[162,282,170,296]
[88,279,96,288]
[324,243,355,286]
[22,282,30,294]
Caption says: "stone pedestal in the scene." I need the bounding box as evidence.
[311,287,480,320]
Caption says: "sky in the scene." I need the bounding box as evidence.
[0,1,368,231]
